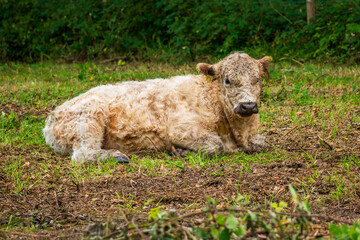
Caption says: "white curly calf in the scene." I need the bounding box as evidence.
[43,52,270,162]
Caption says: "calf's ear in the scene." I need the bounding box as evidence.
[260,56,271,79]
[260,56,271,70]
[197,63,215,76]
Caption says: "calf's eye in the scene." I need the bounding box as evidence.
[224,77,231,86]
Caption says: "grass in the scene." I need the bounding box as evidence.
[0,59,359,239]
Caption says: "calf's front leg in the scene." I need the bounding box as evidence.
[246,134,266,152]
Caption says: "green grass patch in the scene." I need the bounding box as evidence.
[0,60,359,239]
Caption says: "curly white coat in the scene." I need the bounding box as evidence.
[43,52,270,162]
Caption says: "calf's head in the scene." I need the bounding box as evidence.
[197,52,270,117]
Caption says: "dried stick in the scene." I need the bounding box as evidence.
[286,147,315,151]
[132,220,150,240]
[313,74,328,82]
[283,123,299,138]
[54,190,59,208]
[317,135,334,150]
[103,231,120,239]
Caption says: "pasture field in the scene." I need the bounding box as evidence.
[0,60,359,239]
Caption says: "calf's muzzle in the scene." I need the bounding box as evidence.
[234,102,259,117]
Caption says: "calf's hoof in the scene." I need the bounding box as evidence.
[114,156,130,163]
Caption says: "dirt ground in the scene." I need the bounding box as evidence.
[1,147,360,238]
[0,103,360,239]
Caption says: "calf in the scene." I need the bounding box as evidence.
[43,52,270,162]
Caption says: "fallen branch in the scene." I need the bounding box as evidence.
[132,220,150,240]
[171,146,182,159]
[317,135,334,150]
[285,147,315,151]
[279,57,304,66]
[283,123,300,138]
[313,74,328,82]
[103,231,120,239]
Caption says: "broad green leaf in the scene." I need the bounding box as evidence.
[236,195,244,202]
[279,201,288,209]
[225,215,239,230]
[216,215,226,225]
[232,225,246,236]
[247,210,258,222]
[289,185,297,199]
[301,201,311,214]
[219,228,230,240]
[260,221,271,232]
[210,228,219,238]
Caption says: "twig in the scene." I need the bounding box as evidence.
[132,220,150,240]
[103,231,120,239]
[350,0,360,10]
[138,165,142,178]
[317,135,334,150]
[242,229,268,239]
[283,123,300,138]
[0,230,54,239]
[119,209,130,240]
[279,57,304,66]
[269,1,293,25]
[71,180,80,192]
[285,147,315,151]
[313,74,328,82]
[54,190,59,208]
[171,146,182,158]
[98,56,125,64]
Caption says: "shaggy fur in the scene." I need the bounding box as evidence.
[43,52,270,162]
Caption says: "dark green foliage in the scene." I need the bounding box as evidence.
[275,1,360,62]
[0,0,359,62]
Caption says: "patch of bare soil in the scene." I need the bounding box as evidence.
[1,144,360,239]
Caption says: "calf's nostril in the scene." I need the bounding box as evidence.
[234,102,259,116]
[252,105,258,113]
